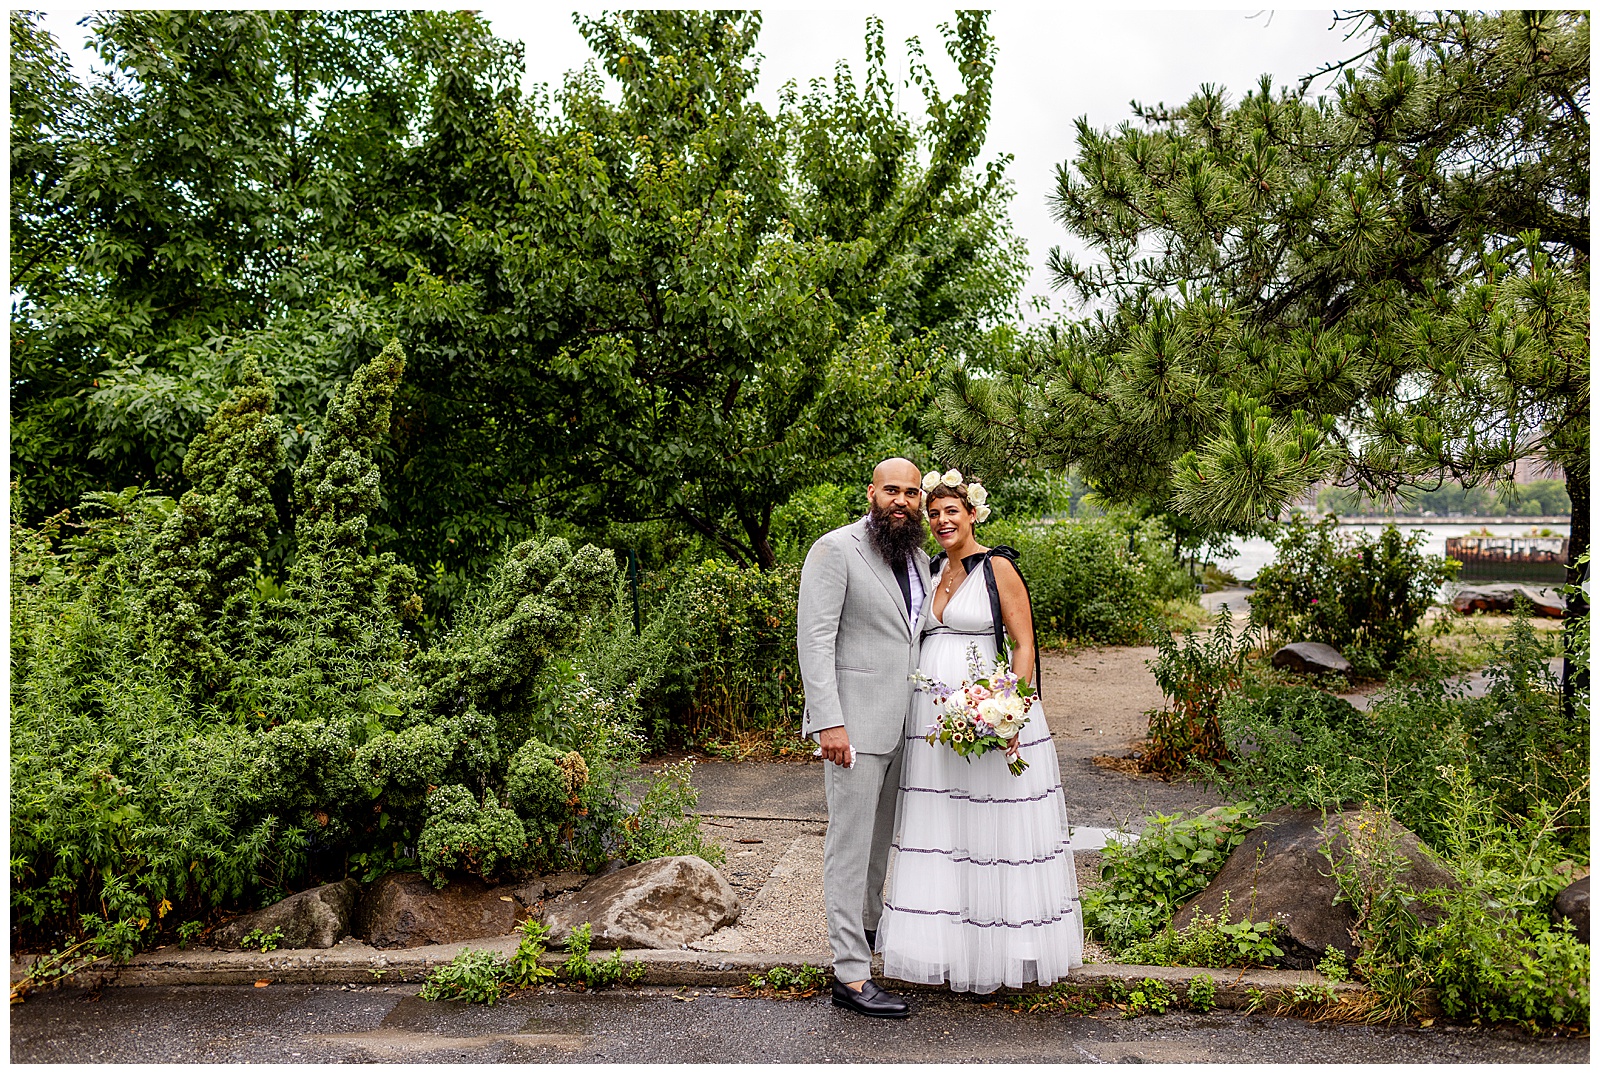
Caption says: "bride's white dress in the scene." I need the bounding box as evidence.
[876,558,1084,993]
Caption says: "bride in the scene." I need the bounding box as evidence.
[875,471,1084,993]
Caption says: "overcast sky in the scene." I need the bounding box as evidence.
[33,6,1361,315]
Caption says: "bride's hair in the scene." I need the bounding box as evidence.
[924,482,974,512]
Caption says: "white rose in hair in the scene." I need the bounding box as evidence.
[941,468,963,487]
[921,470,941,492]
[975,504,992,524]
[966,482,988,506]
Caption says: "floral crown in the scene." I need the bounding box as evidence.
[920,467,991,524]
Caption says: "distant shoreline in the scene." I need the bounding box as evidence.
[1302,515,1570,526]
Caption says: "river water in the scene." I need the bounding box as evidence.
[1212,521,1572,582]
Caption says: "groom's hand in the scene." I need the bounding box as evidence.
[818,726,853,767]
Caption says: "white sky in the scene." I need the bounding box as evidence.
[30,6,1361,315]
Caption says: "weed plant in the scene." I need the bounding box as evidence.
[1120,893,1285,968]
[1081,805,1258,952]
[1142,607,1261,775]
[417,947,513,1005]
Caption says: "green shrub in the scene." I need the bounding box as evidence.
[1249,513,1457,670]
[1211,641,1590,1028]
[1082,805,1259,953]
[981,515,1191,646]
[1206,604,1587,857]
[505,738,586,870]
[10,352,635,955]
[580,559,802,749]
[416,785,529,888]
[770,484,859,564]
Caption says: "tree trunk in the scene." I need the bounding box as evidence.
[1561,467,1589,720]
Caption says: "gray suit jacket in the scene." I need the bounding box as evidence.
[796,516,933,755]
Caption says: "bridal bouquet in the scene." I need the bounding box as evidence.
[912,644,1037,776]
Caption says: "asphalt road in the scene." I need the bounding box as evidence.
[11,985,1588,1064]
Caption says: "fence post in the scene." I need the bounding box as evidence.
[626,548,641,635]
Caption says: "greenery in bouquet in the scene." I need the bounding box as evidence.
[914,644,1037,776]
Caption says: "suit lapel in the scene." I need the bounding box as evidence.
[850,519,912,635]
[912,548,933,635]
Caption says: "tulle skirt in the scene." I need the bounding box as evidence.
[876,655,1084,993]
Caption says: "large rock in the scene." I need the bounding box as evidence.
[1451,584,1565,618]
[1553,874,1589,944]
[1170,806,1457,969]
[355,872,550,949]
[212,878,361,950]
[1270,641,1354,678]
[540,856,740,949]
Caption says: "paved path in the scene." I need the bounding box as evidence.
[11,985,1587,1063]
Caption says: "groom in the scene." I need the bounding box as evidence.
[797,457,932,1018]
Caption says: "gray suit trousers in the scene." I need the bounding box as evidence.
[823,745,904,983]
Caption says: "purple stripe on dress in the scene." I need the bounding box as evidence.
[900,783,1063,805]
[880,903,1078,929]
[891,842,1072,866]
[904,734,1054,751]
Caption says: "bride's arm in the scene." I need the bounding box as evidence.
[991,557,1036,688]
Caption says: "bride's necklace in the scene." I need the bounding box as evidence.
[939,544,981,596]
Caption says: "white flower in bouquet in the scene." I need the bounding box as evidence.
[988,694,1026,738]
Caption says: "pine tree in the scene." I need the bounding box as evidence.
[936,11,1588,645]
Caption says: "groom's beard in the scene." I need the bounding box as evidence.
[865,501,928,564]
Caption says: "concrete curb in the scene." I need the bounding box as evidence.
[13,940,1372,1010]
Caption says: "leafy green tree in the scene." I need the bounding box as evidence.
[13,10,1023,585]
[8,10,520,526]
[385,11,1017,570]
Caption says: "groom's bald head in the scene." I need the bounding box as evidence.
[870,457,921,492]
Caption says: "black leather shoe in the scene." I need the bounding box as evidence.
[864,928,877,950]
[831,978,910,1018]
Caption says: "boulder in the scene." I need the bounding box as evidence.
[1451,584,1565,618]
[1270,641,1354,678]
[212,878,361,950]
[355,872,549,949]
[540,855,740,949]
[1170,806,1457,969]
[1553,874,1589,944]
